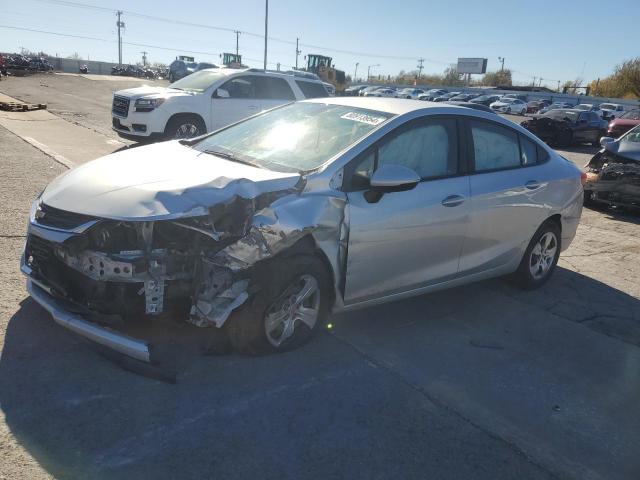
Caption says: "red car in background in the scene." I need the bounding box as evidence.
[607,109,640,138]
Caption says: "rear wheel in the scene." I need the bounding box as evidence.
[514,220,561,290]
[226,255,331,355]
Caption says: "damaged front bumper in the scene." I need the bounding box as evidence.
[22,262,152,362]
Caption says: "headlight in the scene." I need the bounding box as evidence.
[134,97,165,111]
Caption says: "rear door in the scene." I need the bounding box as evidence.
[344,116,470,304]
[458,119,547,274]
[257,76,297,111]
[210,75,262,131]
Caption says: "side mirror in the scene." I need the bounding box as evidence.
[214,88,230,99]
[370,164,420,193]
[600,136,615,147]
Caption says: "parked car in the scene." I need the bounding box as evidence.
[574,103,603,118]
[22,97,583,361]
[448,93,480,102]
[445,101,494,113]
[433,92,461,102]
[502,93,528,101]
[538,102,574,114]
[583,125,640,209]
[111,68,328,142]
[490,98,527,115]
[168,59,199,82]
[358,86,381,96]
[469,94,501,107]
[526,100,551,114]
[195,62,218,72]
[520,109,607,147]
[364,87,397,97]
[606,109,640,138]
[395,87,425,99]
[418,89,447,101]
[599,103,626,120]
[344,85,368,96]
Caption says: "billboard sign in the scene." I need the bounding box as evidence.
[457,58,488,74]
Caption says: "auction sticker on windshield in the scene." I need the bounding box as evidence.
[341,112,387,126]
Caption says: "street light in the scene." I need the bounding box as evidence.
[354,62,359,83]
[367,64,380,81]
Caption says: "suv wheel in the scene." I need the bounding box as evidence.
[164,115,206,140]
[226,255,330,355]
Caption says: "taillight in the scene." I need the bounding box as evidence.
[580,171,588,185]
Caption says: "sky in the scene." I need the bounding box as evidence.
[1,0,638,88]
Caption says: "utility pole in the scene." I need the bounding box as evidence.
[557,80,561,92]
[367,64,380,81]
[417,58,424,80]
[295,37,301,69]
[498,56,505,72]
[354,62,359,83]
[141,51,147,66]
[263,0,268,70]
[532,76,536,87]
[116,10,124,66]
[234,30,241,56]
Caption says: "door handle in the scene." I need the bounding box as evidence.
[441,195,465,207]
[248,105,259,110]
[525,180,541,190]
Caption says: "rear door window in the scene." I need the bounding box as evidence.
[470,120,520,171]
[257,77,296,100]
[295,80,329,99]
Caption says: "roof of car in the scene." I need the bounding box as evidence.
[303,96,494,116]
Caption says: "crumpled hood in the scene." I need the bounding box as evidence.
[41,141,301,220]
[114,86,192,99]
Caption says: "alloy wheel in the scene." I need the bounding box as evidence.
[173,123,200,139]
[264,274,321,347]
[529,232,557,280]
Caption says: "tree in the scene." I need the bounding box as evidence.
[588,58,640,99]
[441,66,463,86]
[482,69,512,86]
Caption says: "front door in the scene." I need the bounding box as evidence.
[344,117,470,304]
[210,75,262,131]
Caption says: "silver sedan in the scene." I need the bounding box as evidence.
[22,98,583,361]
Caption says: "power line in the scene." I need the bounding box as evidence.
[28,0,443,64]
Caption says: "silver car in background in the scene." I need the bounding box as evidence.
[22,98,583,362]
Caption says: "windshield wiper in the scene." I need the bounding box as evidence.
[203,149,259,168]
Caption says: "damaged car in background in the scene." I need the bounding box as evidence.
[521,108,608,147]
[583,125,640,209]
[22,98,583,364]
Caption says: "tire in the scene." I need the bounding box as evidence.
[226,255,331,355]
[506,107,512,114]
[514,220,561,290]
[164,114,206,140]
[521,107,527,115]
[583,190,595,207]
[168,72,174,83]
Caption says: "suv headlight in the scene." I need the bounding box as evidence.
[134,97,165,111]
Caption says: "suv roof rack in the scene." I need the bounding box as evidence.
[244,68,321,81]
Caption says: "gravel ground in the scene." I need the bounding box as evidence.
[1,74,640,480]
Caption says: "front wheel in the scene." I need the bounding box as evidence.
[164,115,206,140]
[226,255,331,355]
[514,221,561,290]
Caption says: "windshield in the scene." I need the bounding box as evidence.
[621,126,640,144]
[621,109,640,120]
[193,102,392,172]
[169,70,228,92]
[501,98,516,103]
[600,104,615,110]
[575,104,590,110]
[544,109,578,122]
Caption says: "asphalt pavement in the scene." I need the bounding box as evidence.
[1,73,640,480]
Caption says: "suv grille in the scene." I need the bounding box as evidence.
[26,234,54,267]
[35,203,96,230]
[112,95,130,118]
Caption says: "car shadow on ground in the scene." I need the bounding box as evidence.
[0,267,639,478]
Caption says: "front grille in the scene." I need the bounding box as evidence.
[35,203,96,230]
[112,95,130,118]
[26,234,54,266]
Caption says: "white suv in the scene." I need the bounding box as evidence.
[111,68,328,142]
